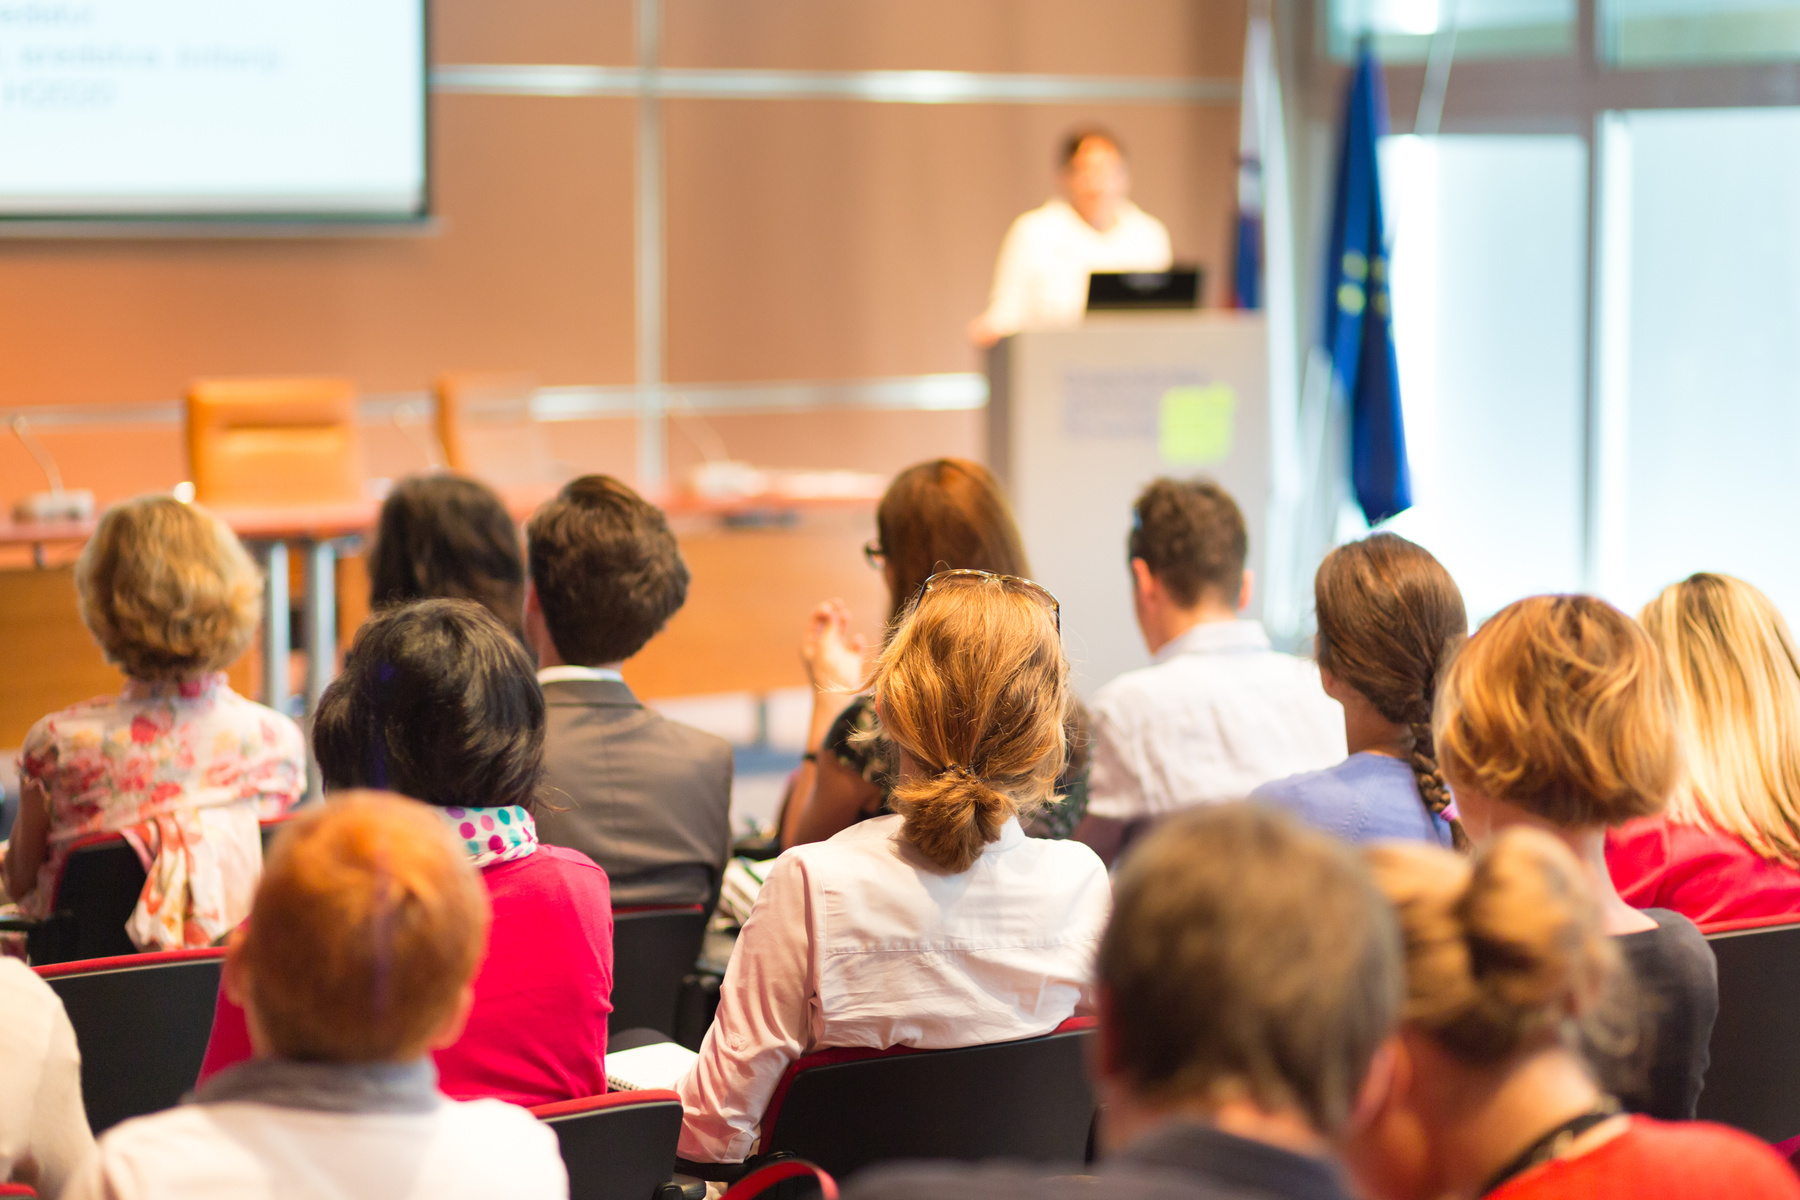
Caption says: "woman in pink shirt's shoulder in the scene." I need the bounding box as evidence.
[1605,574,1800,927]
[200,599,613,1105]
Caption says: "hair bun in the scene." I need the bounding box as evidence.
[893,767,1010,873]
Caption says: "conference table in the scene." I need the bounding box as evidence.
[0,486,886,729]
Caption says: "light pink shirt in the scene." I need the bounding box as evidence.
[676,814,1110,1163]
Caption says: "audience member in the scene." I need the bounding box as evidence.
[784,457,1090,848]
[0,958,93,1198]
[368,474,527,637]
[1076,479,1343,865]
[1608,573,1800,924]
[1435,594,1717,1120]
[678,571,1110,1163]
[5,495,303,951]
[1251,533,1464,847]
[1351,828,1799,1200]
[199,600,613,1107]
[847,803,1402,1200]
[66,792,568,1200]
[524,475,733,910]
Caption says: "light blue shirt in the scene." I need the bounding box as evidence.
[1250,752,1453,846]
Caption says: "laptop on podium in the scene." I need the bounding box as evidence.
[1086,267,1203,312]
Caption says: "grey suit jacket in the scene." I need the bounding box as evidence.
[535,677,735,911]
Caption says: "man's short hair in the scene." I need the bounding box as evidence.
[243,791,491,1063]
[1060,127,1123,168]
[1127,478,1247,608]
[526,475,689,666]
[1098,804,1402,1134]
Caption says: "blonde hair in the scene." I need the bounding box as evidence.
[1641,574,1800,867]
[1366,827,1624,1065]
[1435,595,1678,828]
[243,791,491,1063]
[76,494,262,682]
[869,574,1067,873]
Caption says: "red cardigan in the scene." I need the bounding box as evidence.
[1607,814,1800,928]
[200,844,614,1106]
[1489,1117,1800,1200]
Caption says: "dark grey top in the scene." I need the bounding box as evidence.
[1606,906,1718,1120]
[534,676,734,911]
[843,1120,1354,1200]
[192,1059,440,1115]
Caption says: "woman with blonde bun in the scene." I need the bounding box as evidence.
[677,571,1111,1164]
[1434,595,1716,1120]
[1607,573,1800,924]
[1347,828,1798,1200]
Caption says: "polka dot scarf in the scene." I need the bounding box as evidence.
[439,804,538,869]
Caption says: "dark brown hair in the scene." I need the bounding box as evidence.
[1100,804,1402,1134]
[1436,595,1679,829]
[1127,478,1247,608]
[1060,126,1123,167]
[368,474,525,636]
[871,575,1067,873]
[875,459,1029,624]
[1315,533,1469,847]
[525,475,689,666]
[314,599,545,812]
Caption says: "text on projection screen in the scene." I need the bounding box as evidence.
[0,0,426,216]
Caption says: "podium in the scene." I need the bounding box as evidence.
[987,313,1270,697]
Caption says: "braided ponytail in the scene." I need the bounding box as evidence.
[1409,720,1469,851]
[1314,533,1470,849]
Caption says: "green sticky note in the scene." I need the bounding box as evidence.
[1159,383,1237,464]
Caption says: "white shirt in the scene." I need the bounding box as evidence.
[1086,621,1346,821]
[536,665,625,685]
[63,1097,566,1200]
[676,814,1111,1163]
[0,959,94,1199]
[979,197,1173,338]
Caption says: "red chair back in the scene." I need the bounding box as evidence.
[756,1016,1097,1178]
[1700,919,1800,1142]
[610,906,707,1038]
[531,1089,683,1200]
[721,1160,837,1200]
[37,948,226,1134]
[0,1183,40,1197]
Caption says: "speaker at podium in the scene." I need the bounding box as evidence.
[987,312,1270,698]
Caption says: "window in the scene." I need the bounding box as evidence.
[1378,135,1589,619]
[1604,0,1800,65]
[1329,0,1575,61]
[1598,108,1800,617]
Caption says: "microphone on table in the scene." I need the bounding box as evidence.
[11,416,96,523]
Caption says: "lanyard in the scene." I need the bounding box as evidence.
[1479,1101,1622,1196]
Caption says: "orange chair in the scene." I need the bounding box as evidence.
[433,371,552,486]
[185,378,364,508]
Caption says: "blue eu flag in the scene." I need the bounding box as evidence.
[1322,48,1410,526]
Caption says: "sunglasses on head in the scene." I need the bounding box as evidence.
[914,568,1061,634]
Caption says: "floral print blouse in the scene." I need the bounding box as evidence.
[16,673,305,950]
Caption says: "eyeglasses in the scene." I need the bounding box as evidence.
[916,568,1061,634]
[863,540,886,568]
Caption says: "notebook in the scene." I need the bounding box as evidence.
[606,1041,701,1092]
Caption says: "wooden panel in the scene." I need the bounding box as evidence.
[664,100,1239,384]
[664,0,1243,76]
[433,0,633,66]
[0,94,635,410]
[0,569,260,748]
[624,509,890,698]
